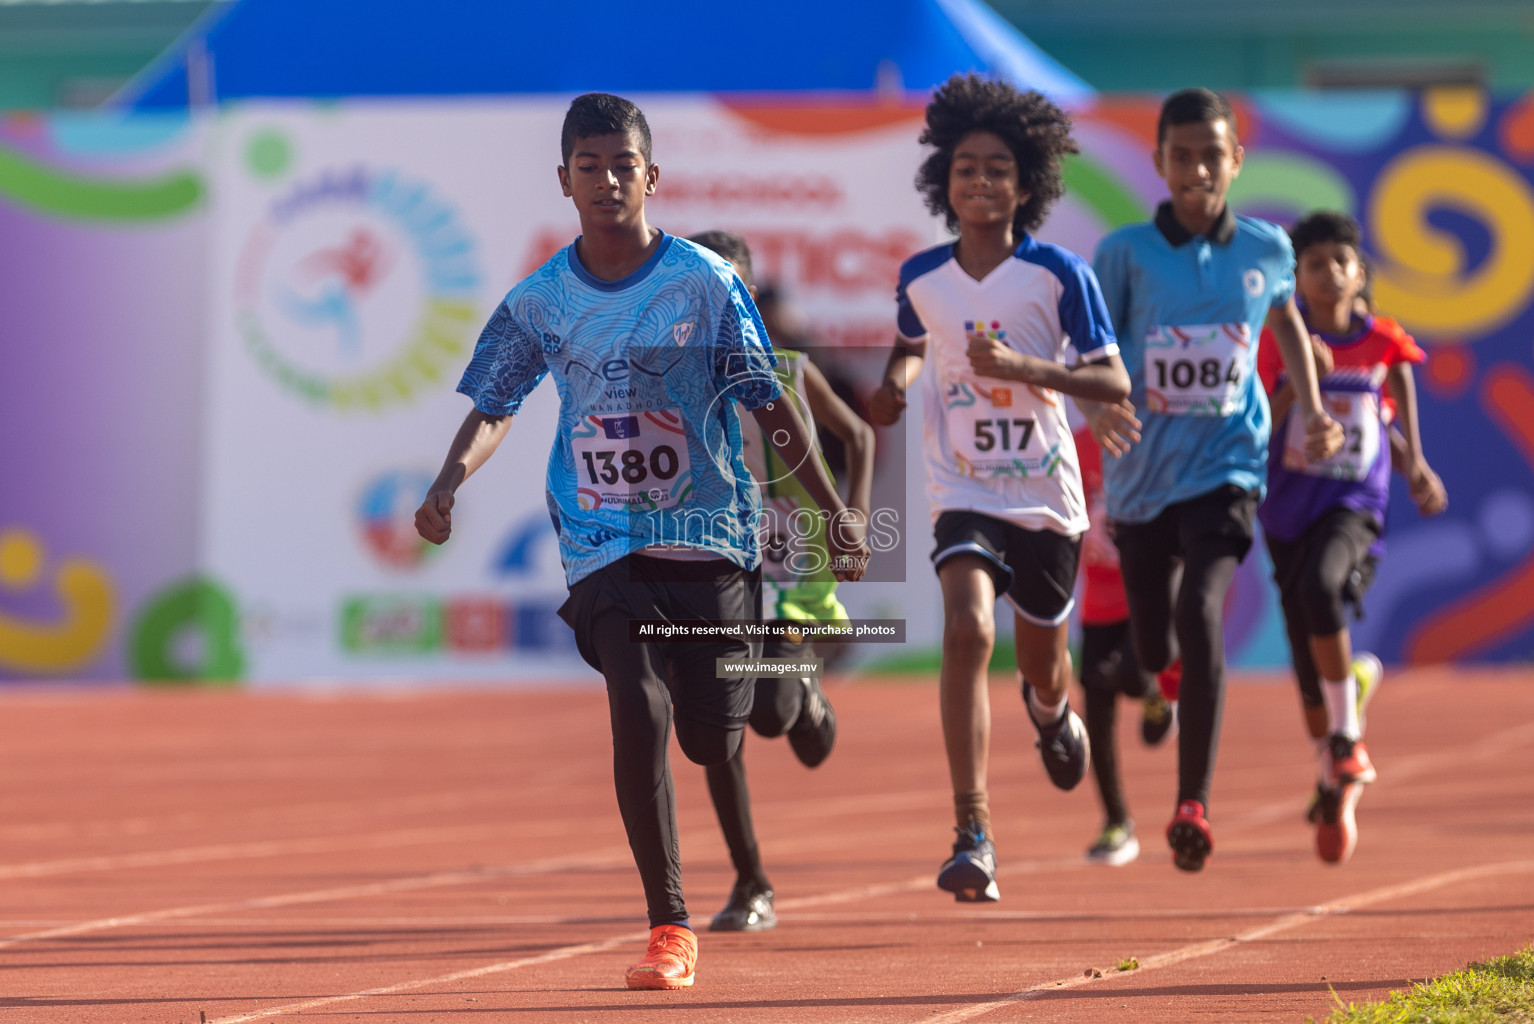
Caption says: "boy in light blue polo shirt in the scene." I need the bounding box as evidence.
[1090,88,1341,872]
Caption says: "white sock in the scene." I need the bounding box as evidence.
[1321,675,1361,740]
[1025,680,1067,726]
[1313,736,1331,784]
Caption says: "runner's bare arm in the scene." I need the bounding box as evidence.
[414,408,515,545]
[1267,334,1333,427]
[965,334,1130,404]
[869,336,925,426]
[751,400,870,581]
[1074,396,1141,458]
[802,359,875,520]
[1385,361,1448,517]
[1267,299,1343,460]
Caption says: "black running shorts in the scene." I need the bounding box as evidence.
[930,510,1081,627]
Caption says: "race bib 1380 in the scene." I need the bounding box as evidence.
[571,409,692,511]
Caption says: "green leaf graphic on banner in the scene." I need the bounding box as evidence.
[1062,155,1147,230]
[0,145,202,221]
[1229,153,1357,218]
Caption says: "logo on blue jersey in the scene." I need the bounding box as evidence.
[603,415,641,440]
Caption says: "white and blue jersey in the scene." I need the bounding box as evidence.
[896,234,1118,536]
[457,234,781,586]
[1092,203,1295,524]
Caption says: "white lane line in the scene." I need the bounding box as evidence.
[0,848,633,952]
[0,784,525,843]
[914,857,1534,1024]
[0,822,528,880]
[206,931,647,1024]
[71,856,1074,1024]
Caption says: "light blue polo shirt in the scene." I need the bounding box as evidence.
[1092,203,1295,523]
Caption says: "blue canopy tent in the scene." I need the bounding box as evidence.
[118,0,1091,107]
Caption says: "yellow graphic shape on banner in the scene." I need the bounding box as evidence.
[1369,146,1534,339]
[1423,87,1488,140]
[0,527,115,673]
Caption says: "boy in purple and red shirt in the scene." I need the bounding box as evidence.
[1256,210,1446,865]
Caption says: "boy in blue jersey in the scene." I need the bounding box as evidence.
[1090,88,1343,872]
[414,94,868,989]
[870,75,1131,902]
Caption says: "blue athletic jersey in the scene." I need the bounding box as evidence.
[457,234,782,586]
[1092,209,1295,523]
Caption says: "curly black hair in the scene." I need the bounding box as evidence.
[915,73,1078,236]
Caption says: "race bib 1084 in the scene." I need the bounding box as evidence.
[1143,323,1250,416]
[571,409,693,511]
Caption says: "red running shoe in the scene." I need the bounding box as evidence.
[1166,800,1213,872]
[1327,734,1377,786]
[625,924,698,990]
[1315,783,1362,864]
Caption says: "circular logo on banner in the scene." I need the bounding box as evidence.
[234,167,482,412]
[356,469,442,570]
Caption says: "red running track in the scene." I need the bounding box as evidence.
[0,668,1530,1023]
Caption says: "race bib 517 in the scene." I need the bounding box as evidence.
[944,380,1064,479]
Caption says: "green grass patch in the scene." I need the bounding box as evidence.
[1314,945,1534,1023]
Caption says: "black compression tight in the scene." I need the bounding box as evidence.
[1118,541,1242,810]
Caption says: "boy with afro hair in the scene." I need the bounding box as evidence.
[870,73,1130,902]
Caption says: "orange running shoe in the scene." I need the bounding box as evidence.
[1327,733,1377,786]
[625,924,698,990]
[1315,783,1362,864]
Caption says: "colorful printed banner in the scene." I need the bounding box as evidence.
[2,89,1532,683]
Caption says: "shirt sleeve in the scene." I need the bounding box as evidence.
[1269,232,1297,308]
[1091,235,1131,342]
[1382,319,1427,365]
[1057,254,1119,361]
[895,274,929,342]
[712,274,782,411]
[455,299,549,416]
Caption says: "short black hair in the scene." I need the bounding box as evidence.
[561,92,652,167]
[915,73,1078,236]
[1288,210,1363,260]
[1157,88,1237,145]
[687,230,753,285]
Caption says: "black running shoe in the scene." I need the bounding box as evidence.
[1023,681,1090,790]
[936,820,999,902]
[709,880,777,932]
[1140,693,1176,747]
[787,676,836,768]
